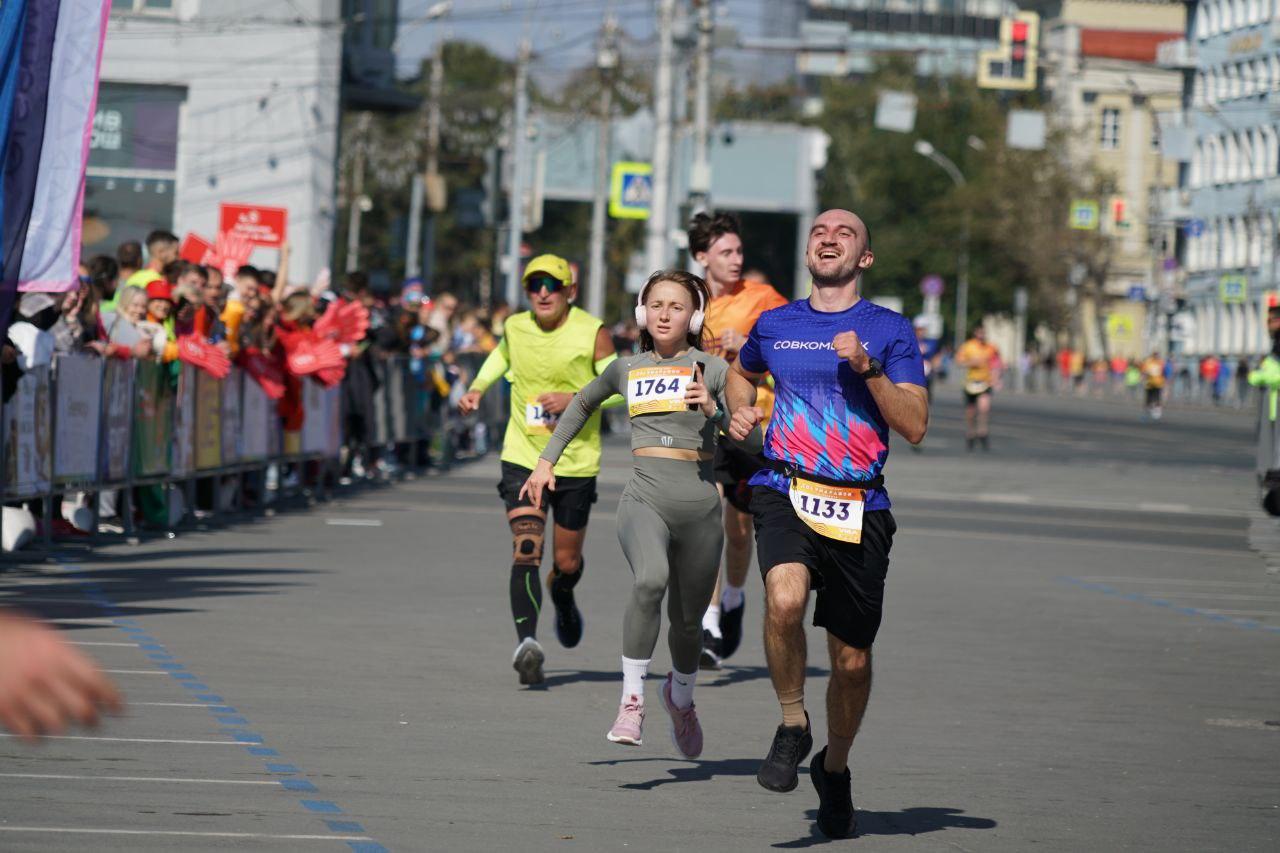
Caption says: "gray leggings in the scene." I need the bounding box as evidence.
[617,457,724,674]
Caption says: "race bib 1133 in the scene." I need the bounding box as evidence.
[788,477,865,544]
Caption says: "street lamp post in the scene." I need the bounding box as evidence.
[914,140,970,352]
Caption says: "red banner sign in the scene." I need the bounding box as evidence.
[179,233,213,264]
[218,203,288,248]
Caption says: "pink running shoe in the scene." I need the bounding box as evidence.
[660,673,703,759]
[606,695,644,746]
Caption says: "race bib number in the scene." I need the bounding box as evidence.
[788,477,865,544]
[627,366,693,417]
[525,397,559,435]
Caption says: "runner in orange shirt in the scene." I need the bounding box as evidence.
[688,212,789,667]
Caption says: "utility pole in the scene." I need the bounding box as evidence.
[346,111,371,274]
[645,0,677,273]
[405,46,443,279]
[505,40,532,308]
[422,45,445,285]
[587,17,618,319]
[688,0,713,215]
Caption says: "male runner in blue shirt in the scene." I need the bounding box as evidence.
[727,209,928,839]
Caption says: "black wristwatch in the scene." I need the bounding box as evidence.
[859,358,884,380]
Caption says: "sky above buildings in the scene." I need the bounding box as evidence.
[395,0,772,85]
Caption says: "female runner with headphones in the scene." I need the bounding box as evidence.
[521,270,761,756]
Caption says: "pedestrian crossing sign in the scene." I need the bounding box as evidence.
[1069,199,1099,230]
[610,162,653,220]
[1219,274,1248,304]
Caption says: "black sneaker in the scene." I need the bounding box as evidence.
[719,599,745,660]
[757,713,812,792]
[698,630,722,670]
[551,588,583,649]
[810,746,856,838]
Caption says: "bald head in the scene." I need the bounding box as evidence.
[806,209,874,288]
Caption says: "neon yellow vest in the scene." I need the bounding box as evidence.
[500,307,604,476]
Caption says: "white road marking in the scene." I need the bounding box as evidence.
[1076,577,1274,587]
[0,772,276,786]
[1205,718,1280,732]
[1137,501,1194,513]
[67,641,139,647]
[0,734,241,745]
[101,669,167,675]
[1141,592,1280,601]
[325,518,383,527]
[973,493,1034,504]
[1201,609,1280,616]
[901,506,1236,538]
[904,526,1256,558]
[129,702,218,708]
[0,828,370,842]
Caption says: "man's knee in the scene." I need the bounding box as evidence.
[830,643,872,687]
[765,565,809,625]
[509,515,545,567]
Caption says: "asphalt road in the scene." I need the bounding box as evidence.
[0,388,1275,852]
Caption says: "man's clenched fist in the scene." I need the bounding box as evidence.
[728,405,764,442]
[833,330,870,373]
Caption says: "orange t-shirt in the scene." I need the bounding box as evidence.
[703,279,789,420]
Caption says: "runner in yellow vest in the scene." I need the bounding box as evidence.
[458,254,618,686]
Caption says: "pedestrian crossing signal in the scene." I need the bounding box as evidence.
[978,12,1039,91]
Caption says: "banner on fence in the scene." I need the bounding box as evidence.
[241,376,271,460]
[171,365,195,476]
[221,369,241,464]
[194,370,222,470]
[3,367,52,497]
[53,354,101,481]
[101,359,133,480]
[132,361,172,476]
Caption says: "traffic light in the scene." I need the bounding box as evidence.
[1108,196,1130,232]
[978,12,1039,91]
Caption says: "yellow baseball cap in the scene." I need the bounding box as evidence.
[522,254,574,286]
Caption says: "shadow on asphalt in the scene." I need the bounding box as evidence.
[773,807,998,847]
[586,755,759,790]
[536,669,624,689]
[0,550,317,627]
[708,665,831,686]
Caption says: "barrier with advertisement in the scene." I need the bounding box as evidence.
[172,365,196,476]
[241,376,273,460]
[133,362,173,477]
[195,370,223,471]
[221,370,242,465]
[3,368,53,499]
[53,355,102,482]
[101,360,134,481]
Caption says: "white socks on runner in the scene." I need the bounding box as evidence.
[622,656,650,702]
[721,583,745,612]
[670,669,696,709]
[701,604,722,637]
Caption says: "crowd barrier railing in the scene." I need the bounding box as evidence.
[0,353,451,552]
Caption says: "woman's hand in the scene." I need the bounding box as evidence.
[518,459,556,508]
[683,363,716,419]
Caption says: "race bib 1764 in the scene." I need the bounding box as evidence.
[626,366,693,417]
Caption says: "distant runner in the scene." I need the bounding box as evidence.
[458,255,617,686]
[688,212,787,668]
[1140,352,1166,420]
[956,326,999,451]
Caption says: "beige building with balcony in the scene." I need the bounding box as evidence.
[1043,0,1185,358]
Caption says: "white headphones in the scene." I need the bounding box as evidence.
[635,279,706,335]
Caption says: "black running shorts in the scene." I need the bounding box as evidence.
[963,387,992,405]
[750,485,896,650]
[498,461,598,531]
[712,437,765,514]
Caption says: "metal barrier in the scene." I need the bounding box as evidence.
[0,353,450,550]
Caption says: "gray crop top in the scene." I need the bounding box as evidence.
[540,350,762,464]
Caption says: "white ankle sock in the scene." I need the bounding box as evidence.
[721,583,745,611]
[670,669,696,709]
[701,604,722,637]
[622,656,650,702]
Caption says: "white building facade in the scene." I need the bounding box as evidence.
[1165,0,1280,358]
[90,0,345,282]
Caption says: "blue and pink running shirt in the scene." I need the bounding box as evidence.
[737,297,926,511]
